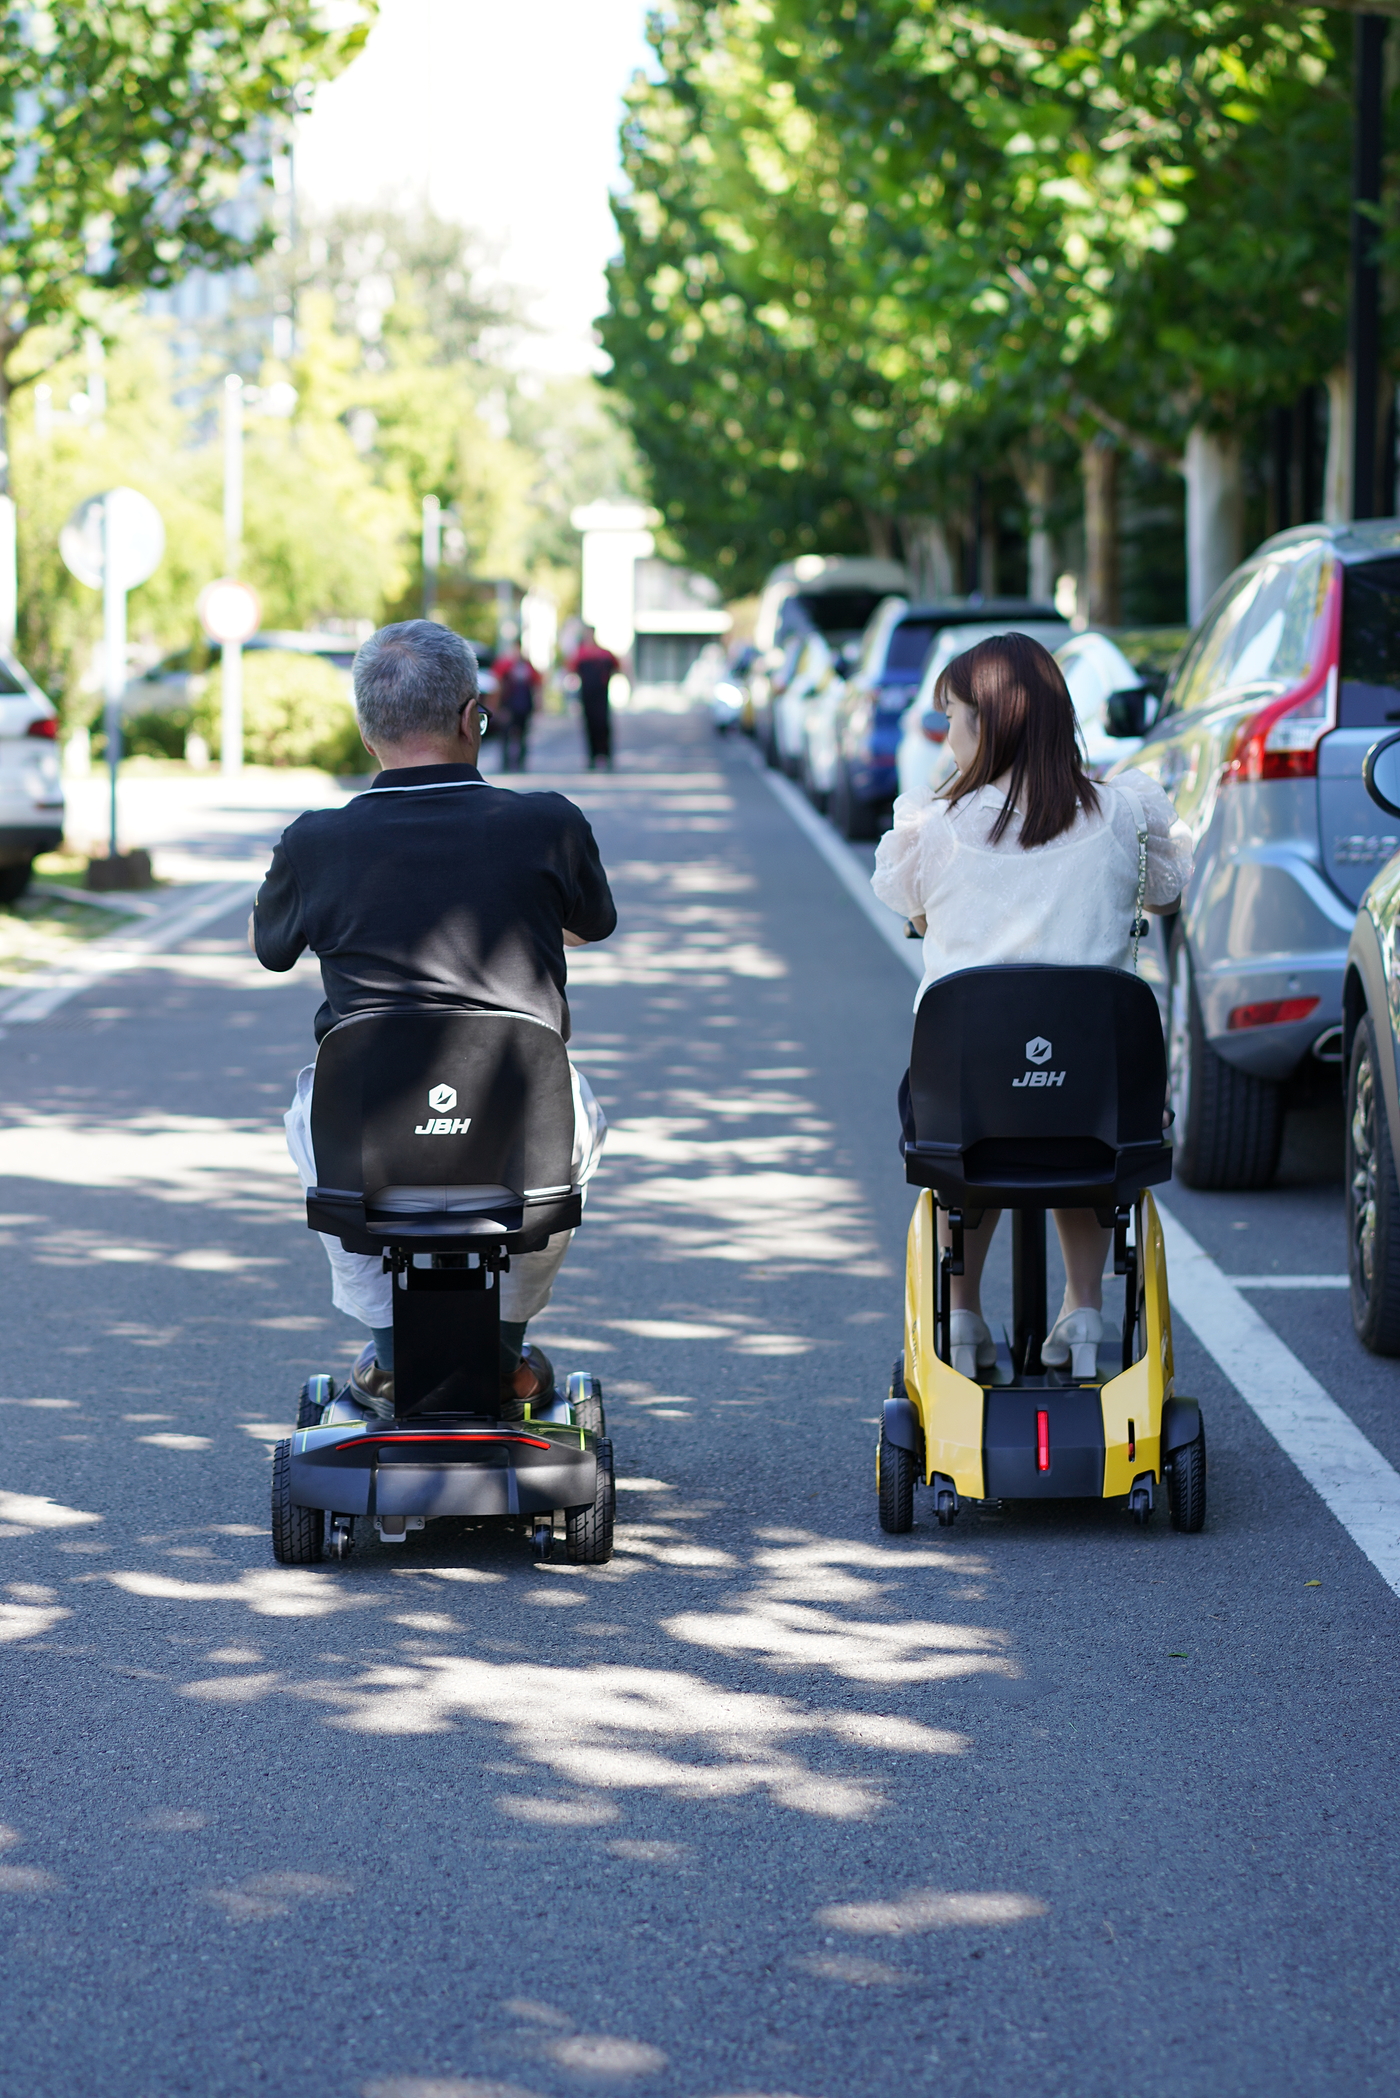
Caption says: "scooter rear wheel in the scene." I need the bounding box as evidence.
[567,1372,606,1437]
[877,1431,915,1534]
[1167,1429,1207,1533]
[566,1437,615,1564]
[271,1438,324,1563]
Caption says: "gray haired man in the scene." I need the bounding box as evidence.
[252,619,616,1413]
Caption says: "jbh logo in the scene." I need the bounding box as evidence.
[416,1082,471,1136]
[1013,1035,1065,1088]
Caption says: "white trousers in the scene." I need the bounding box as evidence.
[284,1059,606,1331]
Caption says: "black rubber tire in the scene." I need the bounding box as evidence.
[1346,1013,1400,1353]
[832,762,881,842]
[270,1438,323,1563]
[761,711,781,769]
[296,1375,334,1430]
[566,1437,615,1564]
[1169,937,1283,1189]
[0,859,33,905]
[1167,1428,1208,1533]
[877,1431,915,1533]
[568,1372,606,1437]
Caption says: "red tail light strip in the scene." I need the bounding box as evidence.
[1036,1410,1050,1473]
[25,717,57,739]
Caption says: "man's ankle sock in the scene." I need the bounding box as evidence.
[370,1325,395,1372]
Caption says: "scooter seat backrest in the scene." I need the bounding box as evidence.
[906,965,1168,1200]
[309,1008,575,1212]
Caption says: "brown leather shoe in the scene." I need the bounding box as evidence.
[349,1343,394,1419]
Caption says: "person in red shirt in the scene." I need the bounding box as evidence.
[568,626,620,769]
[490,643,542,772]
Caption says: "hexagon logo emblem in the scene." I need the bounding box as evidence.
[1025,1037,1052,1066]
[428,1083,458,1112]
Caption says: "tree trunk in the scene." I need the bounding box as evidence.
[1324,366,1353,523]
[1082,436,1120,627]
[1022,459,1055,603]
[900,517,956,599]
[0,355,14,647]
[863,509,897,561]
[1183,425,1243,623]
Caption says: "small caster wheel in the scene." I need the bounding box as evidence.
[328,1515,354,1561]
[1128,1478,1155,1527]
[531,1518,554,1561]
[935,1490,958,1528]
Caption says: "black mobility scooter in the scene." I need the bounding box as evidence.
[879,965,1207,1533]
[270,1008,613,1566]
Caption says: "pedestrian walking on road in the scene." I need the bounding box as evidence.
[871,631,1192,1381]
[491,641,541,772]
[569,625,620,769]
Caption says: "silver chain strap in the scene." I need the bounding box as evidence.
[1131,819,1148,973]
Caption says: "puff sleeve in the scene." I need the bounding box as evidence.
[871,790,935,918]
[1114,768,1193,907]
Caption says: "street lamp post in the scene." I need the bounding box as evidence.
[1350,13,1388,520]
[422,494,441,618]
[222,374,245,776]
[101,496,125,860]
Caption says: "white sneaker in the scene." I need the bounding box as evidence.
[1041,1308,1103,1379]
[949,1310,996,1382]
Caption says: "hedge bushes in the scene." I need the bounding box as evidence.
[194,651,369,774]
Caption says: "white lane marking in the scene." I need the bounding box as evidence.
[1231,1275,1349,1289]
[0,881,256,1024]
[1160,1205,1400,1597]
[755,764,922,978]
[757,755,1400,1589]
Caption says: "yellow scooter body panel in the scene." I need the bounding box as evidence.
[903,1189,985,1500]
[1099,1188,1172,1493]
[903,1187,1174,1502]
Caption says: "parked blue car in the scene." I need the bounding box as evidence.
[830,596,1059,839]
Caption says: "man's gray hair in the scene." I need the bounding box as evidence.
[353,620,479,746]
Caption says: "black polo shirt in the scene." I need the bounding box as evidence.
[253,764,616,1043]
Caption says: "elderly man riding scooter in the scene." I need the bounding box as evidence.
[250,619,616,1417]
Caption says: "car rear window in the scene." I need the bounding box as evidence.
[0,662,24,696]
[1341,559,1400,726]
[798,590,887,638]
[884,620,936,677]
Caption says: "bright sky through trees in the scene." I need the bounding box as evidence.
[294,0,654,373]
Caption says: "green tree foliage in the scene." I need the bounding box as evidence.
[0,1,374,417]
[603,0,1359,584]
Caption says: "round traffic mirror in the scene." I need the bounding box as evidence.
[1364,733,1400,819]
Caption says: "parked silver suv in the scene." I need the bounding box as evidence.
[1128,521,1400,1188]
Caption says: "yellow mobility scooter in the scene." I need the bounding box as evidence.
[877,965,1206,1534]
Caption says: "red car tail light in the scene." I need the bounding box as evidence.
[25,717,57,739]
[1227,996,1320,1031]
[1222,572,1340,785]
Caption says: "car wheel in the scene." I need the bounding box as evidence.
[1168,937,1283,1189]
[798,749,828,812]
[761,712,781,769]
[0,859,34,905]
[832,763,880,842]
[1346,1013,1400,1354]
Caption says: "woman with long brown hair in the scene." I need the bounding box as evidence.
[872,632,1191,1380]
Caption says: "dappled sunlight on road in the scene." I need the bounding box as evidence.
[0,1113,298,1217]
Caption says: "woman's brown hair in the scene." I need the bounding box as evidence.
[935,632,1099,849]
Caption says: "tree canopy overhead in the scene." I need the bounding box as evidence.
[0,1,375,403]
[602,0,1362,604]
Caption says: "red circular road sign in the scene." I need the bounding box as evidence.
[197,577,261,646]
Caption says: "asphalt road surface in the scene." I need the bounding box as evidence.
[1,705,1396,2098]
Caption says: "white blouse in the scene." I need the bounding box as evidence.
[871,768,1193,1009]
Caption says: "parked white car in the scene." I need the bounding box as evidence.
[0,645,64,902]
[772,632,843,778]
[1052,630,1154,771]
[894,618,1071,800]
